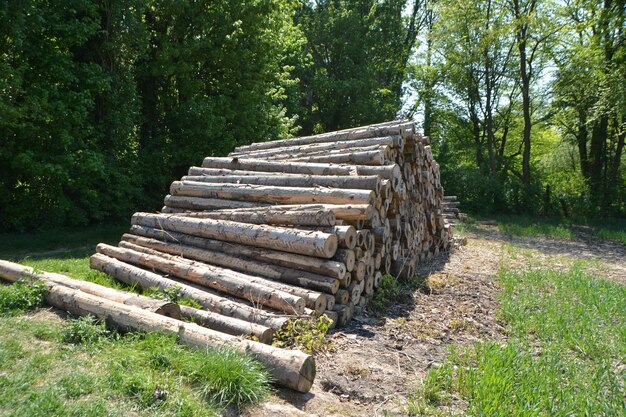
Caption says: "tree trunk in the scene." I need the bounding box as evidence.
[129,225,346,279]
[0,260,179,318]
[89,254,289,330]
[131,212,338,259]
[96,244,306,314]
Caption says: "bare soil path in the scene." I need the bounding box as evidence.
[240,222,625,417]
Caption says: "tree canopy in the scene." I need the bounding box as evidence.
[0,0,624,231]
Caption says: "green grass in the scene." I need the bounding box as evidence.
[409,266,626,416]
[0,224,128,259]
[0,315,271,416]
[495,215,575,239]
[0,226,273,415]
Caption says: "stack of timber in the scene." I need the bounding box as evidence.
[442,195,467,224]
[86,119,452,389]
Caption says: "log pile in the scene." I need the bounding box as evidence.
[442,195,467,224]
[83,119,452,390]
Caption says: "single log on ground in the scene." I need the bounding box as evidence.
[0,260,179,318]
[131,213,338,259]
[45,282,315,392]
[129,225,346,279]
[89,254,288,330]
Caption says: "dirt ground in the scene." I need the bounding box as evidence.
[241,222,626,417]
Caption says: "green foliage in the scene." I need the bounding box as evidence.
[144,286,202,309]
[0,317,270,415]
[0,280,47,316]
[292,0,421,133]
[369,273,422,314]
[273,315,333,353]
[411,267,626,415]
[60,315,112,345]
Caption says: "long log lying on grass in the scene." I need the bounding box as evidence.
[8,270,314,392]
[129,225,346,279]
[0,260,179,318]
[170,181,375,205]
[89,254,288,329]
[96,244,306,314]
[181,174,382,192]
[131,213,338,259]
[120,234,340,295]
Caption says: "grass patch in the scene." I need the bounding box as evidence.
[410,267,626,416]
[0,317,271,416]
[0,224,128,260]
[495,215,574,239]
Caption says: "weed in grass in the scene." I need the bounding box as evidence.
[273,315,333,353]
[60,315,112,345]
[59,372,96,398]
[0,280,47,316]
[369,274,423,314]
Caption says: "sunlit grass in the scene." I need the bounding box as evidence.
[409,266,626,416]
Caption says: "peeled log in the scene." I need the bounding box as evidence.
[170,181,374,205]
[96,244,306,314]
[167,208,336,227]
[0,259,179,318]
[164,195,262,211]
[89,254,288,330]
[233,121,413,152]
[121,234,339,295]
[218,204,375,222]
[115,241,327,314]
[182,174,381,192]
[179,305,273,344]
[230,135,403,159]
[129,225,346,280]
[131,212,338,259]
[201,157,401,182]
[44,281,315,392]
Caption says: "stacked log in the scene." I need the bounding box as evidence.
[86,119,452,390]
[442,195,467,224]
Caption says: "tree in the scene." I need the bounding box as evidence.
[293,0,425,133]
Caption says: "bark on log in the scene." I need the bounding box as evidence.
[181,174,381,192]
[129,225,346,280]
[170,181,374,205]
[164,195,262,211]
[131,213,338,259]
[89,254,288,330]
[216,204,374,221]
[0,259,179,318]
[121,234,340,295]
[96,244,306,314]
[179,305,273,344]
[44,281,315,392]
